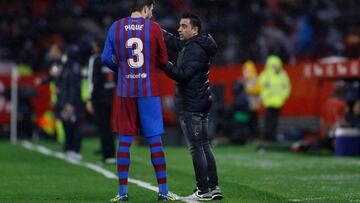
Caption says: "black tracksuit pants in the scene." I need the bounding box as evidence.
[179,111,219,192]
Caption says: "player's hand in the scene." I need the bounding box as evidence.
[61,104,75,121]
[64,103,75,113]
[86,101,94,114]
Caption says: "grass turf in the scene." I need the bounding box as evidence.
[0,138,360,202]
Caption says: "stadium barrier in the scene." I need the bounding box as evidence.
[0,58,359,138]
[10,64,18,143]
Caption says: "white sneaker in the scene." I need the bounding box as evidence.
[66,151,82,162]
[103,158,116,164]
[185,188,212,201]
[210,186,223,200]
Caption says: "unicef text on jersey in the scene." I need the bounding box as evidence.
[126,73,147,79]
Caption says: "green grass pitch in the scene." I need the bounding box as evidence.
[0,138,360,202]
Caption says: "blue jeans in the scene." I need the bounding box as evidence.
[179,111,219,192]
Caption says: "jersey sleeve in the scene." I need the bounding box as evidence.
[153,22,168,68]
[101,22,118,73]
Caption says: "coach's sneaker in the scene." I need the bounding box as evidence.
[158,192,176,201]
[185,188,212,201]
[110,194,128,202]
[210,186,223,200]
[103,157,116,164]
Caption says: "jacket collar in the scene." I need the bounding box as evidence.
[184,34,200,45]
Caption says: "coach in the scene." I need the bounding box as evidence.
[161,13,223,201]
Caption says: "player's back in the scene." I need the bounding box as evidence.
[106,17,167,98]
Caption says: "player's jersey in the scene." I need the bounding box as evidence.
[102,17,168,97]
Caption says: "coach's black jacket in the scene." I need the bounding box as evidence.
[162,31,217,113]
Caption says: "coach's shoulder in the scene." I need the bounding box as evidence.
[191,34,218,57]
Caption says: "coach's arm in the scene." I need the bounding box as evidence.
[162,29,184,53]
[161,43,207,82]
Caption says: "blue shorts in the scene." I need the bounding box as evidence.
[112,96,164,137]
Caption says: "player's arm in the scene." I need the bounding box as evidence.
[68,62,82,106]
[35,75,53,85]
[101,23,118,73]
[161,43,206,82]
[88,57,102,102]
[162,29,183,52]
[154,23,168,68]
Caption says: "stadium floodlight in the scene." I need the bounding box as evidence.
[10,64,18,144]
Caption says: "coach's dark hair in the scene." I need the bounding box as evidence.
[131,0,155,12]
[182,13,202,32]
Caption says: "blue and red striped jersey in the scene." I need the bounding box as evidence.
[102,17,168,97]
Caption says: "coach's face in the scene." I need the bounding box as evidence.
[178,18,198,41]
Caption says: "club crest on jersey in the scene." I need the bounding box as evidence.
[124,24,144,31]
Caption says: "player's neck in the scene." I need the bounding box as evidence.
[131,12,145,19]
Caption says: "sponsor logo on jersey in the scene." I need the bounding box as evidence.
[126,73,147,79]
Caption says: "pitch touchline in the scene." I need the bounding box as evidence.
[20,141,199,203]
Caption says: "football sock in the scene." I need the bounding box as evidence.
[147,135,169,195]
[117,135,133,195]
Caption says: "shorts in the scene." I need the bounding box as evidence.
[112,96,164,137]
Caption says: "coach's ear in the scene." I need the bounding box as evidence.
[191,26,199,36]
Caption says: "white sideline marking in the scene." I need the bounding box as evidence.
[20,141,198,203]
[83,163,117,179]
[289,197,329,202]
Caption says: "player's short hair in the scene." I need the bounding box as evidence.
[131,0,155,12]
[181,13,202,32]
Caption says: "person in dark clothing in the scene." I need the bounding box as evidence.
[86,38,116,164]
[161,13,223,201]
[48,44,83,161]
[225,81,250,144]
[347,99,360,128]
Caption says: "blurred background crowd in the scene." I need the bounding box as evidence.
[1,0,360,71]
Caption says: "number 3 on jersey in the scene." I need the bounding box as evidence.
[126,38,144,68]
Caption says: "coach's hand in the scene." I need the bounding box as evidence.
[160,62,173,71]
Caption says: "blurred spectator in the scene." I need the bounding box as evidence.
[259,55,291,141]
[86,37,116,164]
[321,81,347,137]
[295,15,316,60]
[345,25,360,58]
[257,17,294,63]
[17,85,37,139]
[224,81,250,144]
[242,60,261,141]
[347,100,360,128]
[39,44,83,161]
